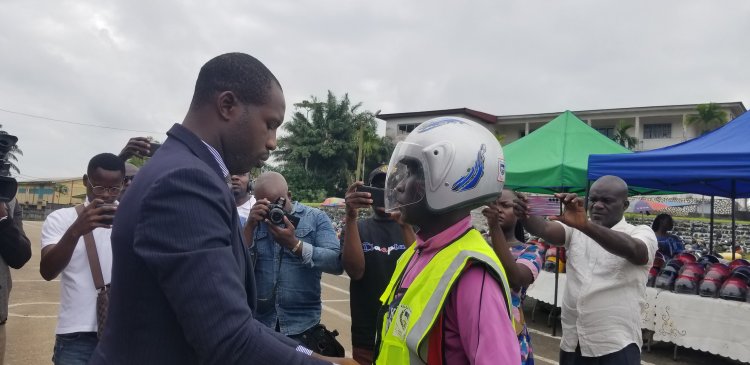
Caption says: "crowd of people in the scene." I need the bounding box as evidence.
[0,52,673,365]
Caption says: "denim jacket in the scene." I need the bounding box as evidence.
[252,202,342,336]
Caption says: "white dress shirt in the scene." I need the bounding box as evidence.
[556,217,657,357]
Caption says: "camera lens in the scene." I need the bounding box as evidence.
[269,208,285,225]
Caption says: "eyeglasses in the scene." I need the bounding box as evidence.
[124,176,135,183]
[87,180,123,195]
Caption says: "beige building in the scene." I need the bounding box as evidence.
[16,176,86,209]
[379,102,746,151]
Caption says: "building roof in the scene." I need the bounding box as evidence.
[497,102,747,122]
[16,176,81,184]
[377,108,498,124]
[378,102,747,124]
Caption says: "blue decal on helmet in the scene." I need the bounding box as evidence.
[416,118,467,133]
[451,144,486,192]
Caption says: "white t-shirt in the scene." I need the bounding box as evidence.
[557,217,657,357]
[236,195,256,228]
[41,203,113,334]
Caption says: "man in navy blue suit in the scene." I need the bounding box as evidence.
[90,53,351,365]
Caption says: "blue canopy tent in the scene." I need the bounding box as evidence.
[588,110,750,253]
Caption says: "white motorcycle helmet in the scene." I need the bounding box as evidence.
[385,116,505,213]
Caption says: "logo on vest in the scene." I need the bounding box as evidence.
[392,304,411,340]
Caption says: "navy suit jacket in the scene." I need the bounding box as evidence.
[90,124,329,364]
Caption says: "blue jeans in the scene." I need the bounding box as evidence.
[52,332,98,365]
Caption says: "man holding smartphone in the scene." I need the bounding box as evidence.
[39,153,123,364]
[341,166,415,364]
[514,175,657,365]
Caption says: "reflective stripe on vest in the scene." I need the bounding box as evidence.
[375,228,512,364]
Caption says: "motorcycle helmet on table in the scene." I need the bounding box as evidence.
[655,259,684,291]
[674,263,705,295]
[699,263,731,298]
[673,252,697,265]
[719,277,749,301]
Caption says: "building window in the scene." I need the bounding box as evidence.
[398,123,420,134]
[595,127,614,138]
[18,188,26,193]
[643,124,672,139]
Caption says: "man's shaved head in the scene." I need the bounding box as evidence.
[588,175,630,228]
[253,171,290,209]
[591,175,628,199]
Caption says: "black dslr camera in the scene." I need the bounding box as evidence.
[267,197,300,228]
[0,134,19,202]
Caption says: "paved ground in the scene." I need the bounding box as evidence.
[4,221,746,364]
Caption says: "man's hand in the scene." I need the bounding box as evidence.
[550,193,587,230]
[344,181,372,220]
[246,199,271,230]
[70,199,116,237]
[266,216,298,251]
[118,137,152,161]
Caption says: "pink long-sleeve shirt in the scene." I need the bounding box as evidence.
[398,216,521,365]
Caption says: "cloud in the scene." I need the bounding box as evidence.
[0,0,748,178]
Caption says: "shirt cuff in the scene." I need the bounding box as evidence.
[300,241,313,265]
[295,345,313,356]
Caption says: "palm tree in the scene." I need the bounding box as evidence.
[52,184,69,205]
[687,103,728,135]
[611,120,638,150]
[0,124,22,175]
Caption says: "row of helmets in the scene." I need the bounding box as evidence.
[648,252,750,302]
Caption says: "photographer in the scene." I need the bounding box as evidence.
[0,198,32,364]
[40,153,123,364]
[244,171,343,356]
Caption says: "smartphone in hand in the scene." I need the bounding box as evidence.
[527,196,562,216]
[97,203,118,225]
[356,186,385,208]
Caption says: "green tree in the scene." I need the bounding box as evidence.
[0,124,22,175]
[611,120,638,150]
[52,184,69,204]
[687,102,728,135]
[275,91,392,198]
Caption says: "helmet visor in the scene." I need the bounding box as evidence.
[385,142,426,212]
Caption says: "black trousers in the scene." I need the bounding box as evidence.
[560,343,641,365]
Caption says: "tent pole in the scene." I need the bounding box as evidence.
[709,196,715,254]
[732,181,737,260]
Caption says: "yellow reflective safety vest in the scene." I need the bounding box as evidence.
[374,228,512,364]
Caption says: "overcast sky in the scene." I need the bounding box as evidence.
[1,0,749,180]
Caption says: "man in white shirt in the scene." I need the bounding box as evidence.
[40,153,124,365]
[515,175,657,365]
[231,172,256,228]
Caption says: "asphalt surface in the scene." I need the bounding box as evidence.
[4,221,745,364]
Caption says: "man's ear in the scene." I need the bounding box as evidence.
[216,91,240,122]
[623,199,629,210]
[287,191,293,201]
[83,174,89,185]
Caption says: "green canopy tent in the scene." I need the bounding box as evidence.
[503,110,632,194]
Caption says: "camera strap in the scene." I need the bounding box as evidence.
[75,205,106,290]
